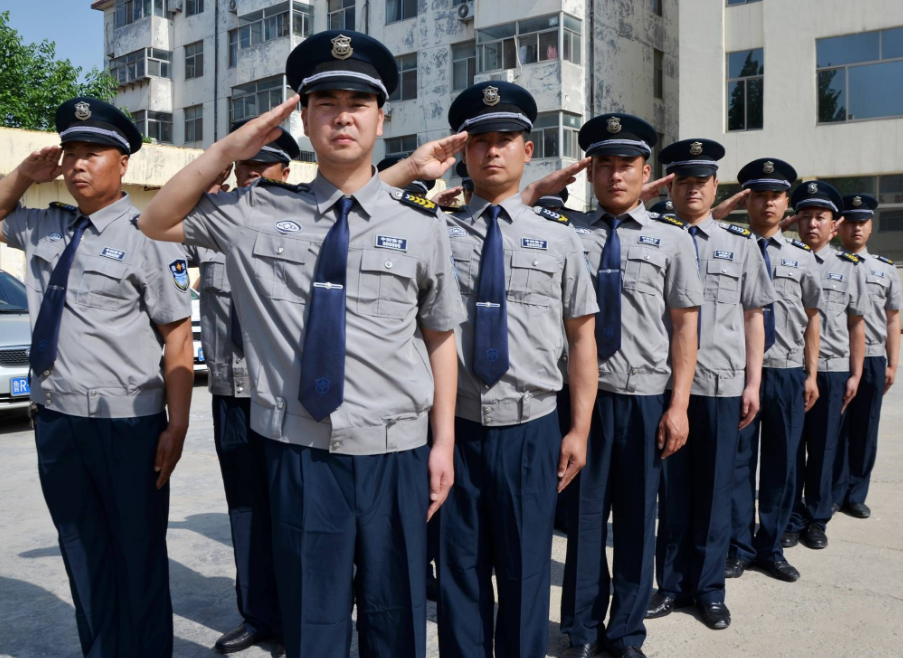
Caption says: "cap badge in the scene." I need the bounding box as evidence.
[689,141,703,156]
[665,200,673,210]
[606,117,622,134]
[483,85,500,107]
[331,34,353,60]
[853,196,862,207]
[74,101,91,121]
[763,161,775,174]
[807,182,819,194]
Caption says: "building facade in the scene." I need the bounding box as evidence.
[680,0,903,259]
[92,0,679,210]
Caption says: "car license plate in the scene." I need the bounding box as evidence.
[10,376,30,397]
[198,347,205,363]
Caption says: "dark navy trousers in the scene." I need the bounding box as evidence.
[437,413,561,658]
[560,388,663,651]
[833,356,886,507]
[264,440,429,658]
[211,395,281,638]
[34,407,172,658]
[730,367,807,564]
[789,371,848,532]
[656,394,741,605]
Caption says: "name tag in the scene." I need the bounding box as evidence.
[521,238,548,250]
[48,232,63,242]
[275,221,301,233]
[448,227,467,237]
[574,227,592,234]
[376,235,407,251]
[638,235,660,247]
[871,269,886,278]
[782,259,799,268]
[714,250,734,261]
[100,247,125,261]
[828,272,844,281]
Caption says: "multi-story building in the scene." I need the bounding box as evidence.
[92,0,679,210]
[680,0,903,259]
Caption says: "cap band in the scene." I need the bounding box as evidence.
[665,159,720,171]
[410,180,429,194]
[742,178,791,190]
[456,111,533,134]
[299,70,388,98]
[260,145,292,161]
[60,126,130,152]
[842,208,875,218]
[540,195,564,205]
[796,198,838,213]
[586,138,652,157]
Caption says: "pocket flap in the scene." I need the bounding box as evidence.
[867,274,889,287]
[511,250,558,273]
[252,232,308,264]
[706,259,741,278]
[774,265,800,280]
[83,256,127,280]
[822,278,849,293]
[627,246,667,269]
[361,249,418,279]
[33,239,63,264]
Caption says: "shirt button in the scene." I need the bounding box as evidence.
[43,370,50,377]
[237,387,244,394]
[276,247,284,254]
[332,441,342,450]
[485,417,492,423]
[631,368,639,375]
[832,284,837,289]
[385,261,393,269]
[721,268,727,273]
[644,255,650,260]
[90,390,97,397]
[277,400,285,409]
[483,406,491,413]
[533,260,539,266]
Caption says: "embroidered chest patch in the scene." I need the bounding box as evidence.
[638,235,660,247]
[48,232,63,242]
[275,221,301,234]
[375,235,407,251]
[521,238,548,250]
[871,270,886,278]
[828,273,844,282]
[448,227,467,237]
[100,247,125,261]
[782,259,799,268]
[714,250,734,261]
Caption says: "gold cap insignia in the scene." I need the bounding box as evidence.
[331,34,353,60]
[74,101,91,121]
[807,182,819,194]
[763,161,775,174]
[689,141,703,156]
[483,85,500,106]
[853,196,862,207]
[607,116,622,134]
[665,200,673,210]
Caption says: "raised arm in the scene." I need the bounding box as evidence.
[0,146,65,240]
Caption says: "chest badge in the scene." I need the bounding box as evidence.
[48,232,63,242]
[375,235,407,251]
[714,250,734,261]
[169,259,190,292]
[448,226,467,237]
[638,235,660,247]
[100,247,125,261]
[521,238,548,250]
[871,269,886,278]
[275,221,301,234]
[782,259,799,268]
[828,272,844,282]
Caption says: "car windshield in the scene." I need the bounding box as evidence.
[0,271,28,314]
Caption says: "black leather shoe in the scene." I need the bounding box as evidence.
[831,502,841,515]
[781,531,800,548]
[214,624,271,654]
[607,647,646,658]
[756,559,800,582]
[725,557,749,579]
[563,642,600,657]
[645,591,692,619]
[697,602,731,630]
[801,524,828,549]
[843,502,871,518]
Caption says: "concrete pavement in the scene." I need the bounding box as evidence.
[1,377,901,657]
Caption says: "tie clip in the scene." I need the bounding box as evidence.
[476,302,501,308]
[313,282,344,290]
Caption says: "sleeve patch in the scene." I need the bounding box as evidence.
[169,259,190,291]
[790,239,812,251]
[651,214,686,229]
[720,223,752,238]
[533,206,570,225]
[840,251,860,265]
[49,202,77,213]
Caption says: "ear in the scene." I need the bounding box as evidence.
[523,137,534,162]
[712,177,719,193]
[642,161,652,184]
[301,106,309,137]
[376,107,384,138]
[281,166,291,182]
[120,154,129,178]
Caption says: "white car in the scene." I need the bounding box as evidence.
[0,270,33,412]
[191,288,207,372]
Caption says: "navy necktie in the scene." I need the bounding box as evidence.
[473,205,509,387]
[688,225,702,342]
[30,216,91,376]
[229,300,243,352]
[596,214,623,360]
[299,197,354,421]
[759,237,776,351]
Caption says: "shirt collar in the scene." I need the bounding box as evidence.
[588,200,649,228]
[466,191,523,223]
[687,214,715,236]
[814,243,835,263]
[80,193,133,233]
[753,228,783,246]
[312,167,382,219]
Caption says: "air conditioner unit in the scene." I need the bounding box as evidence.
[456,1,474,21]
[229,0,238,14]
[169,0,183,13]
[491,69,516,83]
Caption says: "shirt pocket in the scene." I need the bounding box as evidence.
[704,259,741,304]
[624,246,667,296]
[866,273,889,303]
[74,257,128,310]
[359,249,419,319]
[29,240,63,293]
[773,265,802,300]
[450,241,477,296]
[251,232,311,304]
[507,251,558,307]
[201,260,227,295]
[821,279,849,312]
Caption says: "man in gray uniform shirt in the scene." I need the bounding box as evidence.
[138,31,464,658]
[0,97,193,657]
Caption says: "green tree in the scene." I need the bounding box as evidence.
[0,11,119,132]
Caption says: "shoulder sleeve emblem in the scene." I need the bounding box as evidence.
[533,206,570,225]
[49,201,77,213]
[393,190,438,215]
[720,223,752,238]
[651,214,686,229]
[876,254,895,265]
[840,251,860,265]
[790,239,812,251]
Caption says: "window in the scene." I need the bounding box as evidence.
[298,151,318,163]
[727,48,764,131]
[452,41,476,92]
[228,30,238,68]
[292,2,314,38]
[187,0,203,16]
[109,48,171,85]
[185,41,204,80]
[530,112,581,160]
[328,0,355,30]
[238,3,300,51]
[114,0,165,28]
[389,54,417,102]
[133,110,173,144]
[652,0,662,16]
[653,132,665,179]
[386,0,417,24]
[654,48,664,99]
[231,76,286,122]
[385,135,418,158]
[184,105,203,143]
[817,27,903,123]
[478,14,581,72]
[820,175,903,231]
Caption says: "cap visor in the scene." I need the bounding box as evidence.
[586,144,649,158]
[668,165,718,178]
[465,120,531,135]
[60,132,131,154]
[744,182,790,192]
[242,151,289,165]
[840,213,872,222]
[303,79,385,102]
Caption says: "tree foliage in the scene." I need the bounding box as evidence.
[0,11,119,132]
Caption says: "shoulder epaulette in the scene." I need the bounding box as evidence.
[393,190,437,214]
[876,254,895,265]
[790,239,811,251]
[650,213,686,229]
[439,205,459,214]
[839,251,860,265]
[49,201,77,213]
[533,206,570,225]
[720,222,752,238]
[255,178,304,192]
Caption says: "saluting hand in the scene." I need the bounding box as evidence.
[431,186,464,207]
[713,188,751,220]
[154,424,187,489]
[217,95,300,164]
[407,133,469,182]
[521,157,590,207]
[427,442,454,521]
[557,431,587,493]
[640,173,675,203]
[206,164,234,195]
[657,405,689,459]
[779,213,801,231]
[18,146,64,183]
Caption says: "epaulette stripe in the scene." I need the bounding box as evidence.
[533,206,571,225]
[876,254,895,265]
[49,201,77,213]
[840,251,860,264]
[721,223,752,238]
[651,214,686,229]
[396,190,438,215]
[790,239,812,251]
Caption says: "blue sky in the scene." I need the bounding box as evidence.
[5,2,105,78]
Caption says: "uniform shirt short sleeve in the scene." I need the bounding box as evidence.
[181,186,255,253]
[886,265,903,311]
[2,204,44,251]
[416,217,467,332]
[849,263,870,317]
[562,229,600,319]
[800,257,822,310]
[666,230,705,308]
[182,244,201,267]
[741,239,777,310]
[142,238,193,325]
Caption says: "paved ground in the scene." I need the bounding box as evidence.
[1,377,901,657]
